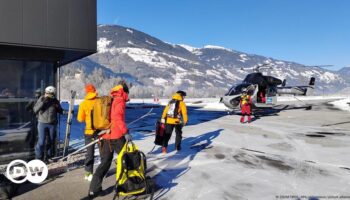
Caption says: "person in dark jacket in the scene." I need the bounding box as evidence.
[33,86,63,161]
[88,84,132,198]
[25,89,42,147]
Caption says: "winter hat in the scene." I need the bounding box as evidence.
[176,90,187,97]
[85,84,96,93]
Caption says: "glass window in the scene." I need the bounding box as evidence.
[0,60,55,130]
[0,60,55,163]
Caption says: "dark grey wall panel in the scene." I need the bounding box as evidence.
[23,0,46,46]
[0,0,23,44]
[47,0,69,48]
[69,0,89,50]
[0,0,96,52]
[87,0,97,50]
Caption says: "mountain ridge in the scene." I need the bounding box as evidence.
[60,25,349,98]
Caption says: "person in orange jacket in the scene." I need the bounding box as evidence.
[240,88,252,123]
[89,83,131,198]
[160,90,188,153]
[77,84,98,181]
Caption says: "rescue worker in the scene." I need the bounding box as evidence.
[239,88,252,123]
[77,84,98,181]
[88,84,132,198]
[160,90,188,154]
[33,86,63,161]
[259,91,266,103]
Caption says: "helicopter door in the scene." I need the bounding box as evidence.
[265,86,277,105]
[250,85,259,104]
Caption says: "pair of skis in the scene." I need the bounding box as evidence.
[62,90,76,157]
[61,108,155,161]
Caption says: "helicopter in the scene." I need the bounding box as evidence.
[220,63,318,110]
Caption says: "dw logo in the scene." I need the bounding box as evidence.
[6,159,48,184]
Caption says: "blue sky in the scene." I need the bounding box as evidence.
[98,0,350,71]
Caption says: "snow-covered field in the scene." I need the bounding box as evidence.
[14,97,350,200]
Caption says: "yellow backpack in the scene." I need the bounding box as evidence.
[92,96,112,130]
[114,141,154,198]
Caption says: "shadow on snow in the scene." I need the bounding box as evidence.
[147,129,224,200]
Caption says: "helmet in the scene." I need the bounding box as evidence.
[242,88,247,93]
[45,86,56,95]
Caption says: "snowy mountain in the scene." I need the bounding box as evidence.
[60,25,349,98]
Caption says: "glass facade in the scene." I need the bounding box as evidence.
[0,60,55,164]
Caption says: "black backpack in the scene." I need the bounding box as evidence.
[166,99,179,118]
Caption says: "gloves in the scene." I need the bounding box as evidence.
[160,119,165,124]
[43,97,50,103]
[124,133,132,141]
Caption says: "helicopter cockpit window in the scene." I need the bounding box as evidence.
[226,84,251,96]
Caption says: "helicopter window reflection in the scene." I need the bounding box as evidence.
[226,84,251,96]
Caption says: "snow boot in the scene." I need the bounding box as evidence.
[162,147,167,154]
[248,115,252,123]
[84,172,93,182]
[240,116,244,123]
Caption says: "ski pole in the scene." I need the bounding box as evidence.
[61,108,155,160]
[60,129,110,160]
[127,108,154,127]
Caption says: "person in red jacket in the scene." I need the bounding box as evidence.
[240,88,252,123]
[89,83,132,197]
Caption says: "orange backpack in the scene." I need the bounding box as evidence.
[92,96,113,130]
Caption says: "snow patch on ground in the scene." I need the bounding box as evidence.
[127,40,135,45]
[150,77,168,86]
[146,39,156,46]
[185,79,195,85]
[330,98,350,112]
[178,44,198,52]
[205,81,214,87]
[221,68,240,80]
[191,69,204,76]
[97,38,112,53]
[319,72,340,83]
[300,70,315,77]
[238,54,249,63]
[126,28,133,34]
[159,52,200,65]
[115,47,180,69]
[206,70,223,79]
[204,45,233,52]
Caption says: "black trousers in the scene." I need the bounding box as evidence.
[89,137,126,193]
[84,134,96,173]
[163,124,183,149]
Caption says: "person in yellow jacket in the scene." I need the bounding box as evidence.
[77,84,98,181]
[160,90,188,153]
